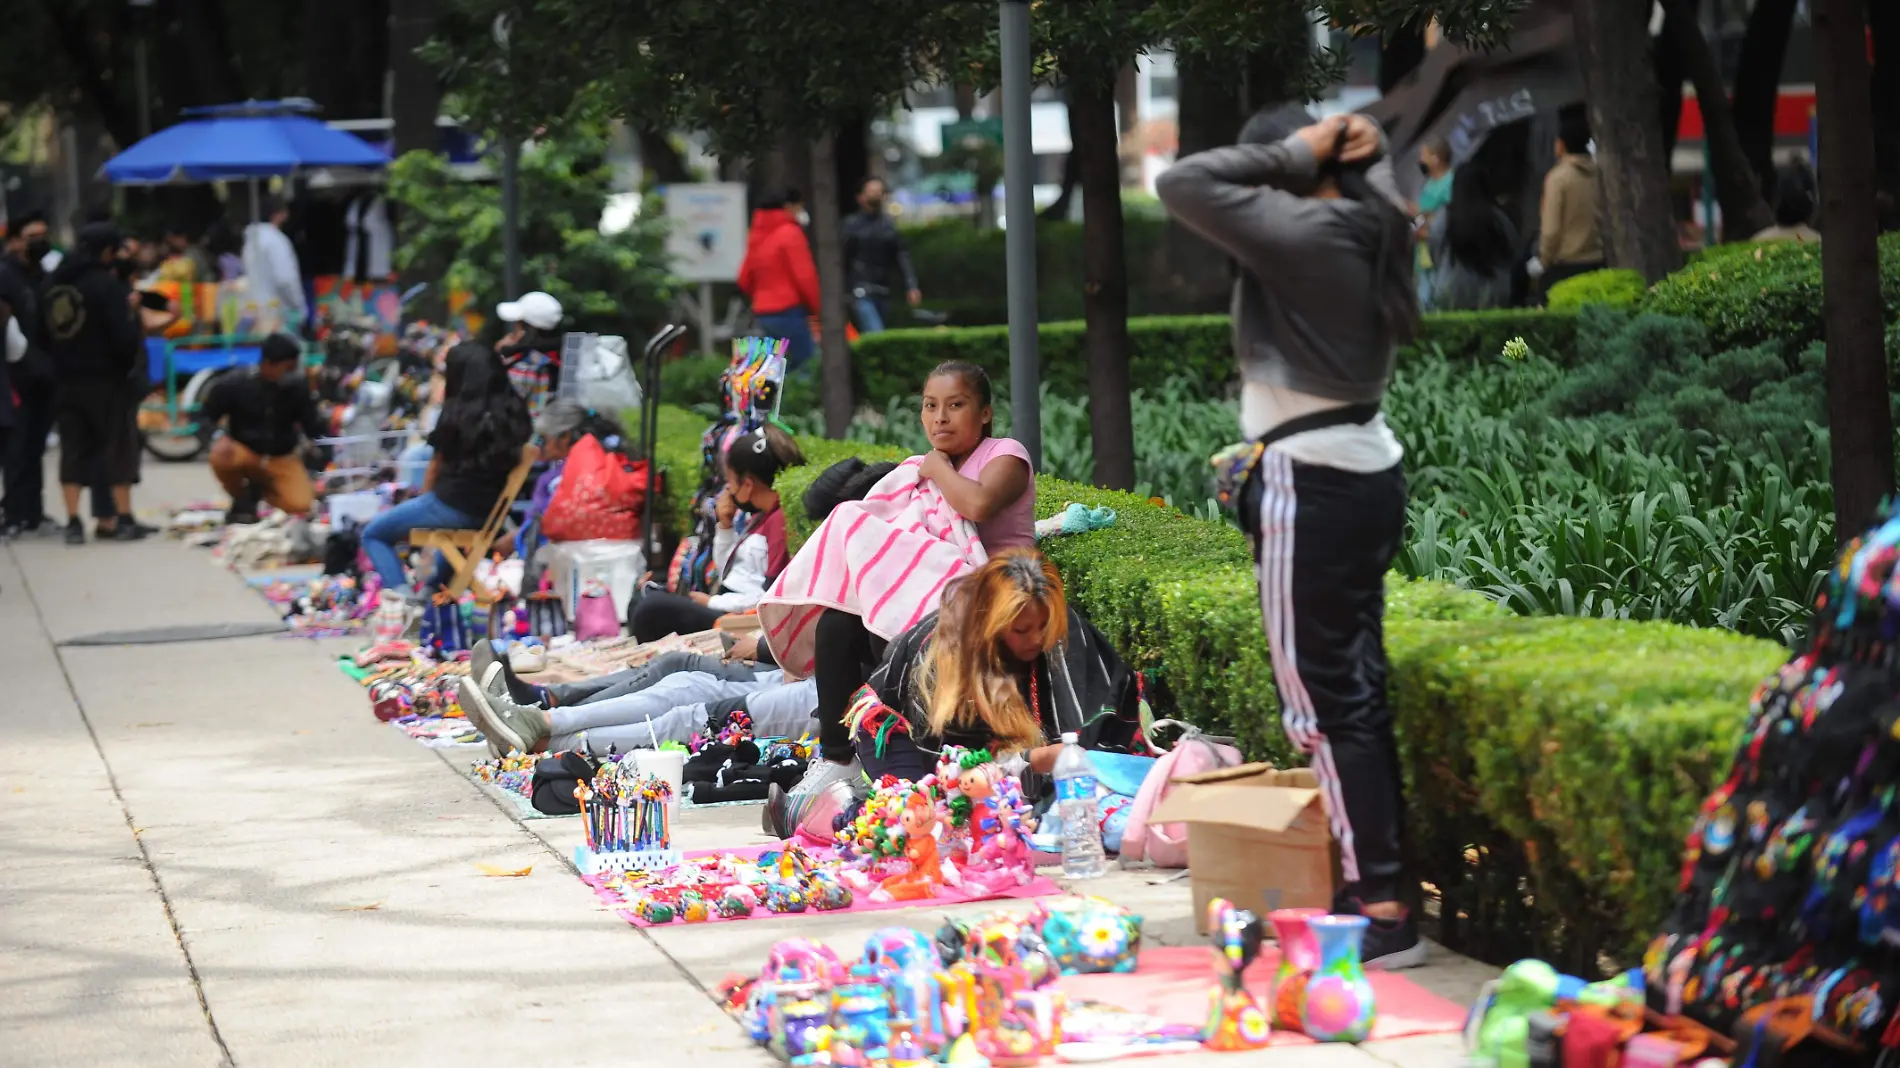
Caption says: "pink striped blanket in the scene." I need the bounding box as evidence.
[757,457,987,679]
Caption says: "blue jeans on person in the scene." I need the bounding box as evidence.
[360,492,480,593]
[853,297,887,335]
[753,308,815,374]
[397,442,433,490]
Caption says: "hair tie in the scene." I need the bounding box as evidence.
[752,437,768,454]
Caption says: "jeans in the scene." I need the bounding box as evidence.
[397,443,433,490]
[545,652,758,706]
[547,669,780,752]
[360,491,480,593]
[753,308,815,374]
[853,297,887,335]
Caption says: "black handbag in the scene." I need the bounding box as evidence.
[531,751,597,815]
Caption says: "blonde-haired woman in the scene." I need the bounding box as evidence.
[764,548,1142,836]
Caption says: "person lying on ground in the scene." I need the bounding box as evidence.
[459,640,817,759]
[764,548,1138,839]
[774,360,1036,811]
[202,333,323,524]
[630,425,803,642]
[360,342,531,595]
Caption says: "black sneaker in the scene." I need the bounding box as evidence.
[112,521,151,542]
[1359,909,1428,970]
[224,509,260,526]
[63,518,85,545]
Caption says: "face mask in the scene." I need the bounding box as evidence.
[733,494,761,515]
[112,258,137,279]
[795,211,810,227]
[864,197,884,213]
[25,239,50,262]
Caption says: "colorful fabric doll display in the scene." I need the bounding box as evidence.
[1642,503,1900,1056]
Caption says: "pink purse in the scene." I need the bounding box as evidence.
[572,579,620,641]
[1118,719,1242,868]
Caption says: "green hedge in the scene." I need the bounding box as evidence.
[1547,268,1647,313]
[642,404,1783,971]
[1644,233,1900,352]
[850,308,1579,401]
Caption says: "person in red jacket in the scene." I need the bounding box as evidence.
[737,189,820,373]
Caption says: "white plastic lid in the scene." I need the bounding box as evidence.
[1061,731,1079,744]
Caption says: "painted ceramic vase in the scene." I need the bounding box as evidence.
[1301,914,1377,1042]
[1268,907,1328,1031]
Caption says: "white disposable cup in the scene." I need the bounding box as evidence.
[633,748,687,831]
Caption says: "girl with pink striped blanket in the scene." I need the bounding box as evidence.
[757,361,1034,825]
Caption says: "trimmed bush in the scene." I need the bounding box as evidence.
[850,308,1579,402]
[641,402,1784,970]
[1643,233,1900,352]
[1546,268,1647,313]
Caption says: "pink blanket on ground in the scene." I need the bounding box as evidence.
[582,843,1059,929]
[758,458,987,679]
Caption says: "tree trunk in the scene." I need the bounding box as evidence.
[636,126,691,184]
[1733,0,1798,194]
[809,134,853,439]
[1654,5,1686,161]
[1813,0,1894,535]
[1164,53,1243,311]
[833,114,869,220]
[389,0,439,158]
[1379,24,1427,93]
[1042,86,1083,223]
[1068,69,1135,491]
[302,0,389,119]
[1662,0,1774,240]
[1871,0,1900,230]
[1573,0,1682,281]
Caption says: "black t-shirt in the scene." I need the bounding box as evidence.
[40,264,140,381]
[428,426,512,519]
[199,370,324,457]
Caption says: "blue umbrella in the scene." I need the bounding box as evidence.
[102,99,385,184]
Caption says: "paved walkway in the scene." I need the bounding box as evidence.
[1,457,1493,1067]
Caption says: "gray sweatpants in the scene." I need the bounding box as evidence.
[549,675,819,755]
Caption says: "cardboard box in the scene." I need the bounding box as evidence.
[1147,762,1339,932]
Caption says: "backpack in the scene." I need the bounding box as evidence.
[1118,719,1243,868]
[542,434,649,542]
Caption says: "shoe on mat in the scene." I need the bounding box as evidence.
[457,668,509,759]
[508,643,548,674]
[763,757,864,839]
[1358,908,1428,971]
[63,518,85,546]
[479,643,546,707]
[476,681,551,758]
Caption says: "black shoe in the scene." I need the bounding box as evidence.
[112,521,151,542]
[63,518,85,545]
[1359,908,1427,970]
[224,509,260,526]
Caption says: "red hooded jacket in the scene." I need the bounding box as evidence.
[737,208,821,317]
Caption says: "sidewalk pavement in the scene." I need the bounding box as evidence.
[1,457,1494,1067]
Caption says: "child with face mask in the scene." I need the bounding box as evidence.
[628,425,805,643]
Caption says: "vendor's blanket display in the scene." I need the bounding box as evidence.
[758,458,986,679]
[1058,946,1467,1048]
[583,843,1060,929]
[394,710,483,747]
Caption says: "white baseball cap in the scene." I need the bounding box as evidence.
[496,291,563,330]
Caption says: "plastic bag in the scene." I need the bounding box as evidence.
[566,334,643,413]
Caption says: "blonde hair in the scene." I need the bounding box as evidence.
[917,549,1069,754]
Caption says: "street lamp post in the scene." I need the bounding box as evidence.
[131,0,155,138]
[494,14,522,298]
[999,0,1040,468]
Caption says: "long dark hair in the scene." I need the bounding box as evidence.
[1443,165,1519,276]
[434,342,532,474]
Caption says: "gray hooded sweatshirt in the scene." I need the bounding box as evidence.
[1155,133,1412,453]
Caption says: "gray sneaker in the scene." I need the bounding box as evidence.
[457,669,508,758]
[483,688,551,757]
[763,757,865,839]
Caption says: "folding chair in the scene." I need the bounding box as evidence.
[411,445,536,602]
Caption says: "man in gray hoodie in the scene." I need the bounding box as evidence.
[1157,107,1423,968]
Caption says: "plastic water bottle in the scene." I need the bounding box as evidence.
[1053,731,1106,879]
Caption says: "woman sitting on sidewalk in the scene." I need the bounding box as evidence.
[765,548,1138,838]
[361,343,531,595]
[766,360,1035,811]
[629,426,803,642]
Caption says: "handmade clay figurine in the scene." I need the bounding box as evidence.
[1035,896,1142,975]
[1301,914,1376,1043]
[1201,896,1271,1050]
[806,870,854,911]
[715,885,757,918]
[634,896,676,924]
[679,890,710,923]
[830,961,895,1060]
[1268,907,1328,1030]
[862,927,947,1048]
[876,793,946,901]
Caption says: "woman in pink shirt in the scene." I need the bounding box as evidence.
[766,361,1036,836]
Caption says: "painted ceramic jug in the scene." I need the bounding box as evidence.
[1301,914,1377,1042]
[1268,907,1328,1031]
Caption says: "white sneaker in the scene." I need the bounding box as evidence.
[763,757,864,839]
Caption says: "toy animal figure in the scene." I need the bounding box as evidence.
[862,928,947,1050]
[764,881,810,913]
[806,870,854,911]
[830,961,895,1060]
[679,890,710,922]
[1034,896,1142,975]
[716,885,758,918]
[964,776,1038,895]
[1201,897,1271,1050]
[877,793,946,901]
[634,896,677,924]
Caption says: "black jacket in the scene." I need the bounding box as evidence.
[0,257,50,388]
[866,606,1142,793]
[199,369,325,457]
[841,210,918,296]
[38,262,140,381]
